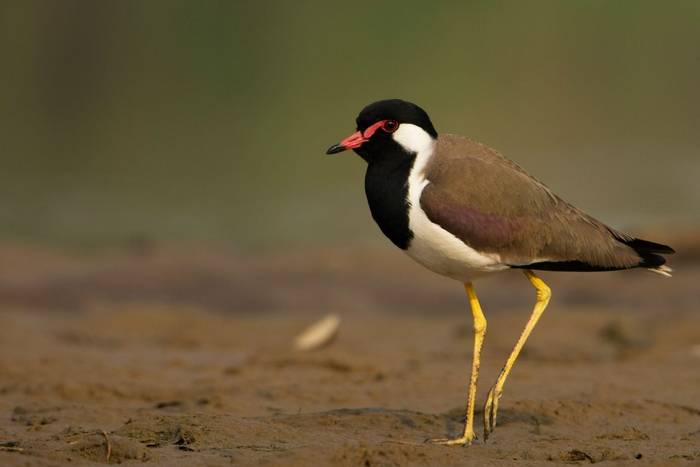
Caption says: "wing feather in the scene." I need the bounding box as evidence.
[419,134,643,270]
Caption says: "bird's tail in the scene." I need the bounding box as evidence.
[622,237,675,277]
[648,265,673,277]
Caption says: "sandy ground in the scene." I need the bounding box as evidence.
[0,237,699,466]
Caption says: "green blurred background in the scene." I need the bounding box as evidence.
[2,1,698,252]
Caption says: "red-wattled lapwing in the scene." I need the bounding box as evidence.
[326,99,674,445]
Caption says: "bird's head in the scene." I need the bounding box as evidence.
[326,99,438,163]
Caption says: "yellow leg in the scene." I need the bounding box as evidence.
[483,270,551,441]
[430,282,487,446]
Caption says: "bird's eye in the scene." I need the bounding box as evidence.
[382,120,399,133]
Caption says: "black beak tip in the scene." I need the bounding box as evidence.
[326,143,346,155]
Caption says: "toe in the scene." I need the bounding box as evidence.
[426,436,473,446]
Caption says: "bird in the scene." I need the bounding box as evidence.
[325,99,674,446]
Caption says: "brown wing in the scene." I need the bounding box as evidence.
[419,134,645,270]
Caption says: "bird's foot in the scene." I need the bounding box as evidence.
[426,433,476,446]
[483,385,503,440]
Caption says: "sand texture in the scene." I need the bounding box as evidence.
[0,241,698,466]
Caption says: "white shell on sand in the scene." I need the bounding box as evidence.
[293,314,341,351]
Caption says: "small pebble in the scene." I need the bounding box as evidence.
[294,314,341,351]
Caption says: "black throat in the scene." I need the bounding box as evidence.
[363,147,416,250]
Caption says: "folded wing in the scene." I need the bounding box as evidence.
[420,134,673,272]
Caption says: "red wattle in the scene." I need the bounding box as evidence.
[339,120,388,150]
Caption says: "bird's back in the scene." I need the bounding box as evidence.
[419,134,673,273]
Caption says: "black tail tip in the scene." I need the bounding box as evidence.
[625,238,675,255]
[623,237,674,269]
[638,252,667,268]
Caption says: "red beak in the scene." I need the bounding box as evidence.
[326,121,387,155]
[326,130,366,154]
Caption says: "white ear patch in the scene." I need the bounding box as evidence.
[392,123,435,155]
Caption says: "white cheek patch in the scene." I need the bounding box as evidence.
[392,124,435,155]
